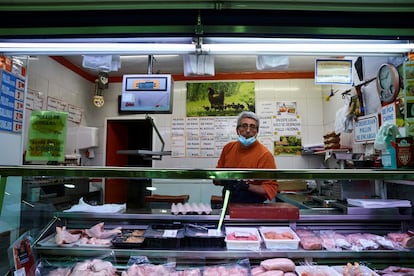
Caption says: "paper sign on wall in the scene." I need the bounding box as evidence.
[26,111,68,162]
[354,114,379,143]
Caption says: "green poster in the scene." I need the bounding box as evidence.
[26,111,68,162]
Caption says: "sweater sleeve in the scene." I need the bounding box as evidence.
[258,150,278,200]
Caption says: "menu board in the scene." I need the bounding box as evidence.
[0,70,24,133]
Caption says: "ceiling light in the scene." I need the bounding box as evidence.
[0,38,412,56]
[202,42,414,56]
[0,43,196,55]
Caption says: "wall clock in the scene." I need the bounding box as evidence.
[376,63,400,104]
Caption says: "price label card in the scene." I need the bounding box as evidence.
[163,230,177,238]
[208,229,222,237]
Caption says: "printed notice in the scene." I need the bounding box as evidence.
[26,111,68,162]
[0,70,25,133]
[354,114,379,143]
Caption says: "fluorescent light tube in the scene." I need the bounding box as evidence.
[0,43,196,55]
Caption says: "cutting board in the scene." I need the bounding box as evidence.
[229,202,299,220]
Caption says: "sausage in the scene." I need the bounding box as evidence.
[260,258,295,272]
[251,266,267,275]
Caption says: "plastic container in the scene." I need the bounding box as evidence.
[224,227,262,250]
[183,223,225,248]
[111,228,147,248]
[143,222,185,249]
[259,226,300,250]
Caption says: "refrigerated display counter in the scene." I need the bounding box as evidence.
[1,165,413,270]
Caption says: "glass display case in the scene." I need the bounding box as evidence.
[1,165,414,273]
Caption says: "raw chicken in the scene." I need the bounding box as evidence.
[121,263,174,276]
[203,265,249,276]
[85,222,122,239]
[346,233,379,250]
[55,226,81,245]
[47,267,71,276]
[295,230,322,250]
[71,259,117,275]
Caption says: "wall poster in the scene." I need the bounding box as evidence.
[273,101,302,156]
[186,81,255,117]
[26,111,68,163]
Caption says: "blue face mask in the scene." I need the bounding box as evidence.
[238,135,256,147]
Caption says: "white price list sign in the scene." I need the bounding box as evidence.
[354,114,379,143]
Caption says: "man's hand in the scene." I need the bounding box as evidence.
[222,180,249,191]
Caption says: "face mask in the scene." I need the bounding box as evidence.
[238,135,256,147]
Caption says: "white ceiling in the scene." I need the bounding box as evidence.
[64,55,319,77]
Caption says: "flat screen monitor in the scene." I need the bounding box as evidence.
[119,74,173,114]
[315,59,353,85]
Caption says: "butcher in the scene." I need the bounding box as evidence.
[213,111,278,203]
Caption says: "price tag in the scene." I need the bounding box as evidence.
[208,229,222,237]
[234,231,251,238]
[163,230,177,238]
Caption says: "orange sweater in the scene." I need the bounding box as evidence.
[216,140,278,200]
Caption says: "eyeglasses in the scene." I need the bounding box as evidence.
[238,124,258,130]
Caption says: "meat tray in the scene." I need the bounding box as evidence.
[332,264,379,276]
[224,227,262,251]
[38,233,112,248]
[295,265,341,276]
[143,222,185,249]
[111,229,147,249]
[259,226,300,250]
[182,224,225,248]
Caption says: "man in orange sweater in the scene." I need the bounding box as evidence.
[214,111,278,203]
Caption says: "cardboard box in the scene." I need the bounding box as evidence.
[229,202,300,220]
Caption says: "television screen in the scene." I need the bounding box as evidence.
[315,59,353,85]
[119,74,173,114]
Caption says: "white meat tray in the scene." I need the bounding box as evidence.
[224,227,262,250]
[259,226,300,250]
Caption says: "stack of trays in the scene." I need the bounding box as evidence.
[182,224,225,248]
[259,226,300,250]
[143,222,185,249]
[224,227,262,250]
